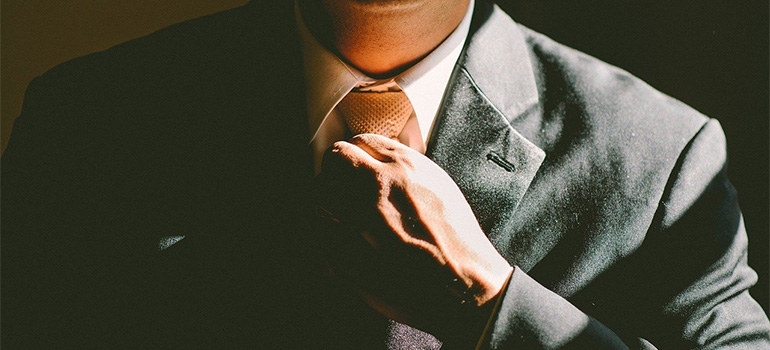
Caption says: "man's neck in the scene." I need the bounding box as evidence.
[297,0,471,78]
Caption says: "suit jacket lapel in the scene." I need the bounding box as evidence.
[427,1,545,245]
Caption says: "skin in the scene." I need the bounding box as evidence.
[317,135,513,344]
[303,0,512,344]
[297,0,471,77]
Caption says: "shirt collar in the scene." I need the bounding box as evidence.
[295,0,475,144]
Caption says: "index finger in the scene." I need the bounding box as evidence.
[327,140,382,172]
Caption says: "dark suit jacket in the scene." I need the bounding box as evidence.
[3,1,768,348]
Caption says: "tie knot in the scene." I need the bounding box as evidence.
[337,90,414,138]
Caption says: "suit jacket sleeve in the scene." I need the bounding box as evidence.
[484,120,770,349]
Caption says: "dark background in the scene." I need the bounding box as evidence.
[497,0,769,314]
[2,0,767,313]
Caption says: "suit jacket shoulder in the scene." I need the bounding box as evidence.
[470,8,769,347]
[520,24,709,161]
[2,3,316,349]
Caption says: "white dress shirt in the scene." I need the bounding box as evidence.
[295,0,475,173]
[294,3,499,348]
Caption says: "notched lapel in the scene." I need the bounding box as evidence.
[427,3,544,245]
[427,69,544,244]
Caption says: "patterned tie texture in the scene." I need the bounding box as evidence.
[336,89,441,349]
[337,90,413,138]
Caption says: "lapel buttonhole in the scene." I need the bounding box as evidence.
[486,151,516,172]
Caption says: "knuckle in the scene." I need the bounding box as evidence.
[392,150,414,169]
[353,133,376,145]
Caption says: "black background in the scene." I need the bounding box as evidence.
[496,0,769,313]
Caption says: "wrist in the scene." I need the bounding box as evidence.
[474,267,513,350]
[437,267,513,348]
[460,254,513,307]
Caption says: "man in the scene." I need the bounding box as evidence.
[2,0,768,349]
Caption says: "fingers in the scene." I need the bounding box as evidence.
[318,139,384,225]
[349,133,407,163]
[330,139,381,171]
[325,133,409,171]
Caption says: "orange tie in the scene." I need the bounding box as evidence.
[336,90,414,138]
[334,90,441,349]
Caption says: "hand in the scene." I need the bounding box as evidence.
[315,134,513,342]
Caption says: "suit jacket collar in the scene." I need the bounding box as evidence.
[427,1,545,242]
[461,1,540,121]
[242,0,546,244]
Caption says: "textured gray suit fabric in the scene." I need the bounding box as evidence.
[2,1,769,349]
[387,321,442,350]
